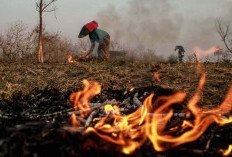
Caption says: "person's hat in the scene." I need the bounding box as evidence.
[78,20,98,38]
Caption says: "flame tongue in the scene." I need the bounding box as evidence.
[66,54,78,63]
[85,104,147,154]
[69,79,101,125]
[154,72,161,82]
[145,74,232,152]
[220,145,232,156]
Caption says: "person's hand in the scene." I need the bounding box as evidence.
[81,50,89,54]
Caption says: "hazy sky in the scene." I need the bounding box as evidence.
[0,0,231,57]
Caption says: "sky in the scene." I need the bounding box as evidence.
[0,0,231,57]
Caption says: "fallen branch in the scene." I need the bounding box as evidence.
[122,97,130,105]
[0,113,15,120]
[204,128,217,152]
[76,116,87,124]
[85,110,98,127]
[67,99,118,116]
[132,96,142,107]
[32,99,119,119]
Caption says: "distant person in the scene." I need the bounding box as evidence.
[78,20,110,60]
[175,45,185,62]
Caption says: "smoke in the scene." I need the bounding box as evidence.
[176,0,232,57]
[97,0,183,54]
[96,0,232,58]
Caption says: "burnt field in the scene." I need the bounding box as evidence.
[0,60,232,157]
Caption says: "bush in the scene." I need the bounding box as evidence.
[167,54,178,63]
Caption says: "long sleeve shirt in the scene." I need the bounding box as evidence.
[89,29,108,52]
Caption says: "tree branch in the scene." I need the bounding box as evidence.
[216,19,232,53]
[36,2,40,12]
[42,0,57,12]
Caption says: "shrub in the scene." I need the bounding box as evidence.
[167,54,178,63]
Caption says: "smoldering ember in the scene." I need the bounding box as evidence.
[1,1,232,157]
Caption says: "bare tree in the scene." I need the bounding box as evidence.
[216,19,232,54]
[0,21,35,61]
[36,0,57,63]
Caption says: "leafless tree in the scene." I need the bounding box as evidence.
[0,21,35,61]
[216,19,232,54]
[36,0,57,63]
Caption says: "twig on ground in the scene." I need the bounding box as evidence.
[32,99,119,119]
[204,130,216,152]
[85,110,98,127]
[0,113,14,119]
[76,116,87,124]
[67,99,118,116]
[132,96,142,107]
[122,97,130,105]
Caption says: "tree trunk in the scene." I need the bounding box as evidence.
[38,0,43,63]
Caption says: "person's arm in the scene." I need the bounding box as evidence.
[85,37,95,56]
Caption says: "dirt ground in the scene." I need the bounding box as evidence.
[0,60,232,106]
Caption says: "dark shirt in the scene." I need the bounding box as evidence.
[89,29,108,52]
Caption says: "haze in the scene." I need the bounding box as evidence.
[0,0,231,57]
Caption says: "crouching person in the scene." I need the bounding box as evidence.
[88,29,110,60]
[78,21,110,60]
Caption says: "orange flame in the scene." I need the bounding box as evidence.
[85,103,147,154]
[146,74,232,152]
[70,113,81,126]
[181,120,194,129]
[69,79,101,125]
[194,46,221,75]
[129,87,135,92]
[220,145,232,156]
[154,72,161,82]
[66,54,78,63]
[194,46,221,56]
[69,56,232,154]
[81,73,232,154]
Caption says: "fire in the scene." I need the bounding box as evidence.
[69,79,101,123]
[66,54,78,63]
[154,72,161,82]
[181,120,194,129]
[69,60,232,154]
[146,74,232,152]
[84,104,147,154]
[220,145,232,156]
[194,46,221,57]
[129,87,135,92]
[70,113,81,126]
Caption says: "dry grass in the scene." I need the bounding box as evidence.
[0,60,231,106]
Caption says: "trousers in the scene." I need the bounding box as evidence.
[97,35,110,60]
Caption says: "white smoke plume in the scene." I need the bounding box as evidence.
[96,0,232,58]
[97,0,183,54]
